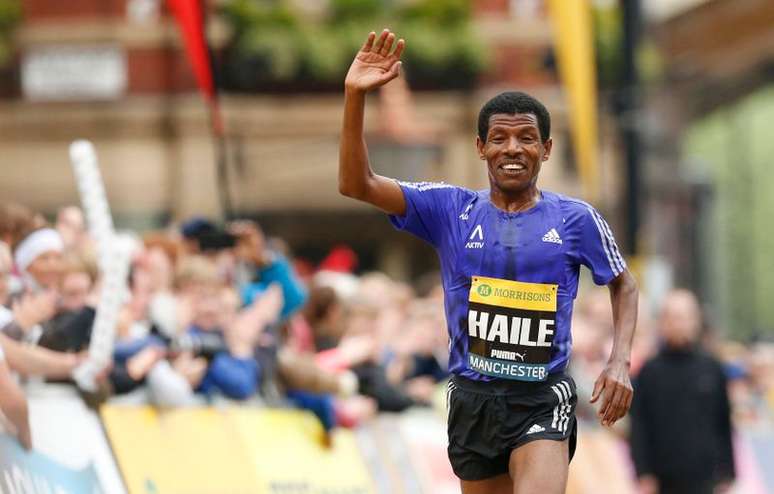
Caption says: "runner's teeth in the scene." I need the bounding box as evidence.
[502,164,524,170]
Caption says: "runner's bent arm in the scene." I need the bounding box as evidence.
[608,269,638,367]
[591,269,638,426]
[339,29,406,215]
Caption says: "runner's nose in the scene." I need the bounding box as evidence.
[504,136,521,157]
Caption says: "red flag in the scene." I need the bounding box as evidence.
[167,0,223,134]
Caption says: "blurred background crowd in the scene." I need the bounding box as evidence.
[1,202,465,430]
[2,199,774,485]
[0,0,773,492]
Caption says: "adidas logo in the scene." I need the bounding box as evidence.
[542,228,562,244]
[459,203,473,220]
[526,424,545,435]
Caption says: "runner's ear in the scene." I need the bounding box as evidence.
[476,136,486,160]
[541,138,553,162]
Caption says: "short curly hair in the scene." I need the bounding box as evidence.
[478,91,551,143]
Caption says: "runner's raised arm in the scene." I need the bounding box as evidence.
[339,29,407,215]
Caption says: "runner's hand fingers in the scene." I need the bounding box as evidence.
[617,384,634,421]
[597,378,615,418]
[361,31,376,52]
[590,375,604,403]
[392,38,405,59]
[598,383,614,422]
[374,29,390,53]
[607,383,633,425]
[617,387,634,421]
[602,383,623,425]
[602,384,624,425]
[385,61,402,81]
[381,33,395,56]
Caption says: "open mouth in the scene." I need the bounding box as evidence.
[498,162,527,175]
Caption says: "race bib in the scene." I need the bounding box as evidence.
[467,276,558,381]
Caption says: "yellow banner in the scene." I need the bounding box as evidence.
[101,406,375,494]
[548,0,599,202]
[469,276,557,311]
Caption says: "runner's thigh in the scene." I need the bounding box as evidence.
[461,474,513,494]
[509,439,569,494]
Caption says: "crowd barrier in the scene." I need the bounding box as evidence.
[102,406,374,494]
[0,384,124,494]
[0,435,101,494]
[2,387,774,494]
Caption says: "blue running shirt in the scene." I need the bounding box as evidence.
[390,182,627,382]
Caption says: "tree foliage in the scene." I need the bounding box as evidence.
[0,0,20,66]
[219,0,488,92]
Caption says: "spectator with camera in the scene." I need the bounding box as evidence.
[175,255,284,401]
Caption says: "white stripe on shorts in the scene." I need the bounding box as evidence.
[551,384,566,430]
[550,381,573,433]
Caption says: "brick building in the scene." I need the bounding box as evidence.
[0,0,614,276]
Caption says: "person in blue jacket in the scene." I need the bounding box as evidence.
[187,282,284,400]
[230,221,307,321]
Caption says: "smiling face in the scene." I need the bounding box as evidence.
[27,250,64,290]
[476,113,552,198]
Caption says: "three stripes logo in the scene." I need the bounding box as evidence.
[542,228,563,244]
[526,423,545,435]
[550,381,573,433]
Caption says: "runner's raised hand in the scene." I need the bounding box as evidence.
[345,29,405,93]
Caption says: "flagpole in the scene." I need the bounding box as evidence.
[202,0,233,220]
[168,0,234,220]
[210,105,234,220]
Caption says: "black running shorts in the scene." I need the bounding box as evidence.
[446,372,578,481]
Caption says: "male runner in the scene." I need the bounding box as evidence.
[339,29,638,494]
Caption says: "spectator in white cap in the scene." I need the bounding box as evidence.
[0,233,84,379]
[2,227,64,344]
[14,227,65,292]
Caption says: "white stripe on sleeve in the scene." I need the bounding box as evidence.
[587,207,622,276]
[594,211,626,272]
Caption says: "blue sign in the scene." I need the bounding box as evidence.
[0,434,103,494]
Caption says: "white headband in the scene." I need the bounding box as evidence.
[14,228,64,273]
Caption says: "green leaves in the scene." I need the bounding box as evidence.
[397,0,471,27]
[328,0,386,23]
[0,0,20,66]
[218,0,487,92]
[397,21,487,89]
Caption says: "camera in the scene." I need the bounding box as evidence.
[181,218,237,252]
[197,231,236,251]
[169,332,227,359]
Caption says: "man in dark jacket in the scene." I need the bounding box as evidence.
[630,289,735,494]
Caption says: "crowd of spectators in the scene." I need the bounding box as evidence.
[569,286,774,432]
[0,202,451,448]
[1,200,773,484]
